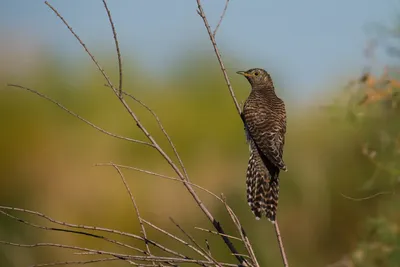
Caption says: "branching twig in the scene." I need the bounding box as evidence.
[142,219,207,260]
[44,7,245,264]
[213,0,230,37]
[1,241,238,266]
[102,0,123,97]
[222,197,258,267]
[2,2,256,266]
[0,206,184,259]
[170,218,222,267]
[196,0,241,115]
[110,163,154,264]
[0,209,145,254]
[6,84,153,148]
[122,91,190,181]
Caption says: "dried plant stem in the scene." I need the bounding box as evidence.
[274,221,289,267]
[6,84,152,148]
[110,164,154,265]
[102,0,123,97]
[196,0,241,115]
[122,91,190,181]
[43,2,246,265]
[213,0,230,37]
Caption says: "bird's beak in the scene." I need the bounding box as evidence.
[236,71,250,77]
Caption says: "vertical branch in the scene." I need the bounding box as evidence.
[195,1,290,266]
[196,0,241,115]
[274,221,289,267]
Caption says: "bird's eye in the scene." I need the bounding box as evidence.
[254,72,259,76]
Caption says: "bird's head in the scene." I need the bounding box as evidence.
[236,68,273,89]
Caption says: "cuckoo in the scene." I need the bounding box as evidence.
[237,68,287,222]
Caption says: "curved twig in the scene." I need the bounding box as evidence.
[102,0,123,97]
[6,84,152,148]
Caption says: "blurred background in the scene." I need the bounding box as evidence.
[1,1,399,266]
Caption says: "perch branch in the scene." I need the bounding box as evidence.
[196,0,241,115]
[196,1,290,266]
[274,221,289,267]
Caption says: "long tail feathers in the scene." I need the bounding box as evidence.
[246,145,280,222]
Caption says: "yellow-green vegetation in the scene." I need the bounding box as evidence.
[0,53,399,267]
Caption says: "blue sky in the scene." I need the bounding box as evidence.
[0,1,397,99]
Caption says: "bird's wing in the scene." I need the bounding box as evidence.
[242,110,287,171]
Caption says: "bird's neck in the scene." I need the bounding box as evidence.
[252,85,278,99]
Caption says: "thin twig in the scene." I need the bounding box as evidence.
[111,163,154,265]
[170,218,222,267]
[123,91,190,181]
[0,206,183,259]
[0,210,145,254]
[222,197,257,267]
[196,0,241,115]
[274,221,289,267]
[340,191,394,201]
[1,241,238,266]
[102,0,123,97]
[31,258,119,267]
[45,1,118,95]
[142,219,209,261]
[45,2,246,265]
[95,163,222,201]
[6,84,152,147]
[194,227,242,241]
[213,0,230,37]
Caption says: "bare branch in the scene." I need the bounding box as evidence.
[31,258,120,267]
[194,227,242,242]
[45,1,118,95]
[6,84,153,147]
[142,219,210,261]
[44,2,246,265]
[102,0,123,97]
[223,197,258,267]
[96,163,223,201]
[123,91,190,181]
[340,191,394,201]
[213,0,230,37]
[196,0,241,115]
[0,210,145,254]
[170,218,222,267]
[274,221,289,267]
[1,241,238,266]
[0,206,184,259]
[0,241,132,262]
[110,163,154,264]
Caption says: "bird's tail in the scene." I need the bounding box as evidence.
[246,145,280,222]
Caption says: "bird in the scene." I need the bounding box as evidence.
[236,68,287,222]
